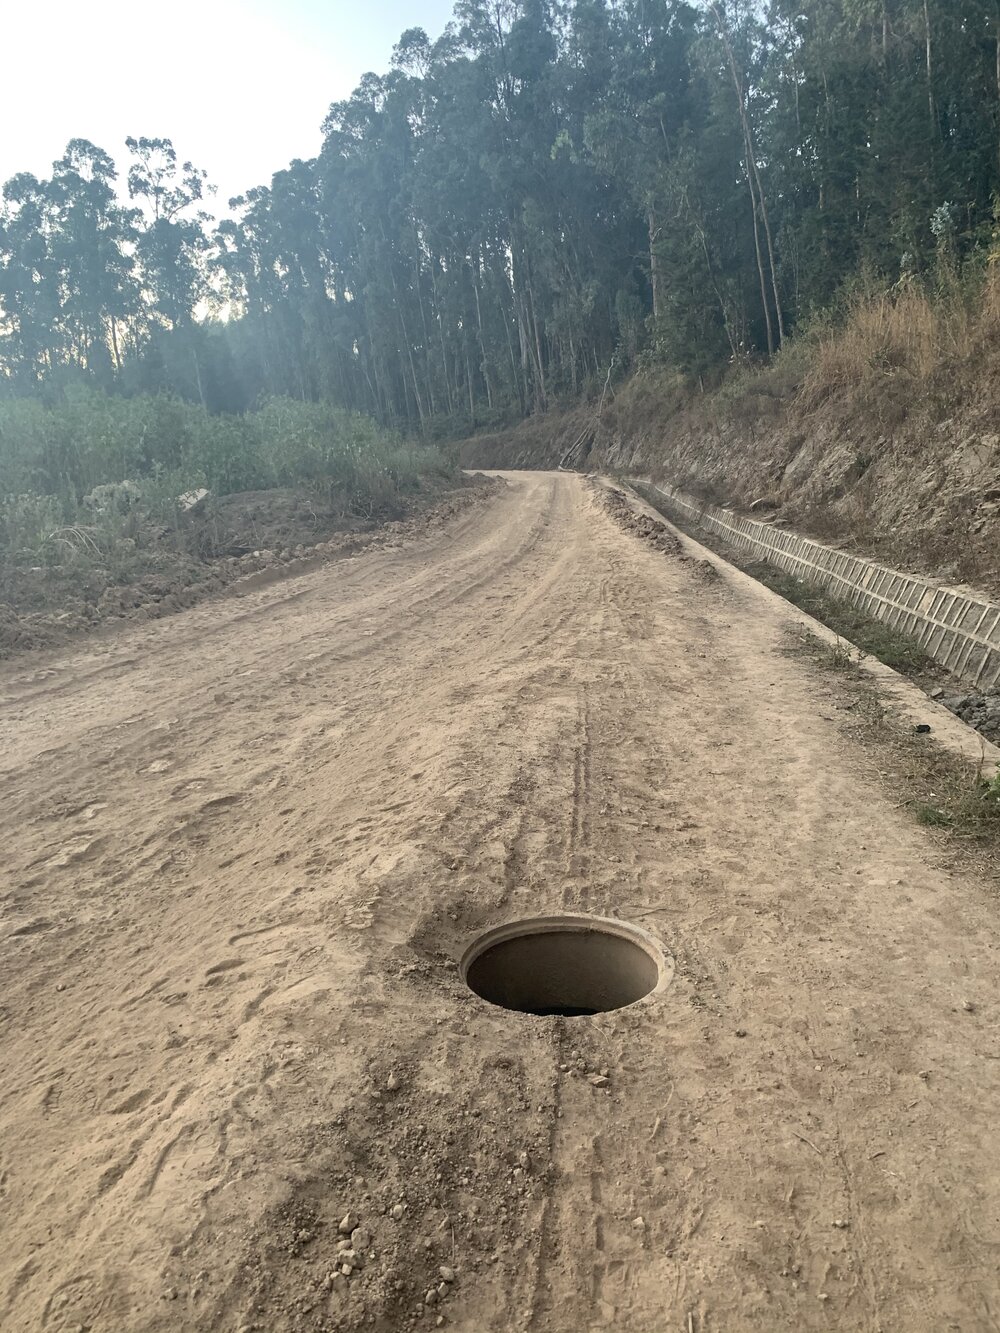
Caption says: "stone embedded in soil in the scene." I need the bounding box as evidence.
[391,1203,405,1220]
[338,1212,358,1235]
[588,1074,610,1088]
[438,1266,456,1283]
[351,1226,372,1252]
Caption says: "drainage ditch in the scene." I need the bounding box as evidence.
[461,915,665,1017]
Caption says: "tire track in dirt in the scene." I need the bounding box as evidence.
[3,472,1000,1331]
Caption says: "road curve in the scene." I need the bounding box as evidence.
[2,471,999,1332]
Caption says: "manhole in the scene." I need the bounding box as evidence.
[460,915,668,1017]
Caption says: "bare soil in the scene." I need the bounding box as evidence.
[0,478,489,661]
[3,472,1000,1332]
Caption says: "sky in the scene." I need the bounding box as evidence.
[1,0,456,214]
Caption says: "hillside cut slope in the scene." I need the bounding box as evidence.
[463,291,1000,599]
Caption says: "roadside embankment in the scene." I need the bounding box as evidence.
[462,280,1000,598]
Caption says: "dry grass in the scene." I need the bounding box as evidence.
[799,266,1000,413]
[785,625,1000,869]
[607,271,1000,429]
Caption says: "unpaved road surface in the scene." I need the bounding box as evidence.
[3,471,1000,1333]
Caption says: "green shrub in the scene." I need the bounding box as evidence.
[0,391,455,567]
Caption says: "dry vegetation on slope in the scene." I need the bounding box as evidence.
[462,270,1000,597]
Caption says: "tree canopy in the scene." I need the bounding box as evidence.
[3,0,1000,431]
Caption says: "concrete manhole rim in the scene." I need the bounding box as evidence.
[459,912,675,1012]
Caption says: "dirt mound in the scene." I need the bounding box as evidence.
[940,690,1000,743]
[206,489,371,557]
[592,484,681,556]
[592,483,721,587]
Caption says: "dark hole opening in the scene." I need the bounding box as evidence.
[531,1005,600,1018]
[463,922,660,1017]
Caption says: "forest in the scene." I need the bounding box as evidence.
[3,0,1000,441]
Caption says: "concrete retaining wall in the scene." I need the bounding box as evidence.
[633,480,1000,690]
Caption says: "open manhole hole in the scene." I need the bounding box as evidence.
[460,915,668,1017]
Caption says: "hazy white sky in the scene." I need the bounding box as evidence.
[2,0,456,213]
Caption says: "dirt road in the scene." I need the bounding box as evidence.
[3,471,1000,1333]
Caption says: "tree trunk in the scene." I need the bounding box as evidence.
[386,256,426,431]
[694,211,739,360]
[526,278,547,409]
[746,160,775,357]
[752,152,786,346]
[472,256,495,411]
[648,211,661,321]
[464,340,475,419]
[191,342,206,408]
[400,312,426,432]
[430,259,455,415]
[497,249,527,413]
[710,1,784,350]
[923,0,936,136]
[109,317,122,373]
[412,247,439,416]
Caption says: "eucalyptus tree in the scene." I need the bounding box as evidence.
[125,137,214,401]
[5,0,1000,426]
[0,173,63,385]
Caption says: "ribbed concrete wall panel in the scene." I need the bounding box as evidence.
[634,481,1000,690]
